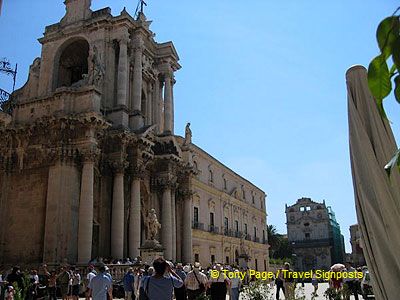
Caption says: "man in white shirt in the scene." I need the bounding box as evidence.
[229,269,241,300]
[86,265,97,300]
[185,263,208,300]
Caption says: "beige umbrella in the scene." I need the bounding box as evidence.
[330,263,345,272]
[347,65,400,300]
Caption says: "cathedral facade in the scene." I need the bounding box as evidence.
[286,198,345,271]
[0,0,269,269]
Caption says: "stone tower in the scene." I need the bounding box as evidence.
[0,0,193,265]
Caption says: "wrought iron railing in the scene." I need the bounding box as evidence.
[0,58,17,114]
[192,221,204,230]
[234,231,243,238]
[0,89,15,114]
[208,225,219,234]
[290,238,332,248]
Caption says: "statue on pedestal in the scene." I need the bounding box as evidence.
[140,208,164,264]
[146,208,161,241]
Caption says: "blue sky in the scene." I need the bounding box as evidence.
[1,1,400,252]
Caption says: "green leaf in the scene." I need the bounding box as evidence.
[392,36,400,69]
[394,75,400,103]
[389,64,397,77]
[368,54,392,110]
[377,16,400,59]
[384,148,400,176]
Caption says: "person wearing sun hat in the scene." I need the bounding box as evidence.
[185,262,208,300]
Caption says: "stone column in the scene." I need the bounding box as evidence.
[163,72,173,134]
[176,199,182,261]
[158,79,164,133]
[152,76,160,130]
[171,78,175,135]
[171,189,177,262]
[131,36,144,129]
[129,174,141,258]
[117,37,129,107]
[77,152,96,264]
[162,184,173,260]
[146,83,153,125]
[43,159,80,263]
[111,162,126,259]
[182,194,193,263]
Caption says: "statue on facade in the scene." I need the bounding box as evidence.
[240,235,249,256]
[184,122,192,145]
[89,45,105,87]
[146,208,161,241]
[71,74,88,89]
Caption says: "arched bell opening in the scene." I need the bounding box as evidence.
[55,38,90,88]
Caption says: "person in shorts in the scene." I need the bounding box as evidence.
[311,270,319,296]
[70,267,81,300]
[58,266,71,300]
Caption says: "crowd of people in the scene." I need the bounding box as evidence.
[0,258,244,300]
[119,259,242,300]
[0,259,373,300]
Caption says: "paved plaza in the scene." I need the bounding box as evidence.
[235,283,362,300]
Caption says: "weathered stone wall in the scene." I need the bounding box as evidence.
[1,168,48,264]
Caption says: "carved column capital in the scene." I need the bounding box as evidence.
[80,148,100,163]
[177,187,194,200]
[110,159,128,174]
[118,33,130,45]
[163,71,174,80]
[47,147,79,165]
[151,176,178,192]
[129,163,146,179]
[133,36,144,51]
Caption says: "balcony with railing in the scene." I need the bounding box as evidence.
[208,225,219,234]
[192,221,205,231]
[234,231,243,238]
[290,238,332,248]
[192,223,268,246]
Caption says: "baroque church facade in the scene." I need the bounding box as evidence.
[0,0,269,269]
[286,198,345,271]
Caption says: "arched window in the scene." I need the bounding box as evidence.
[209,169,214,183]
[56,39,89,88]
